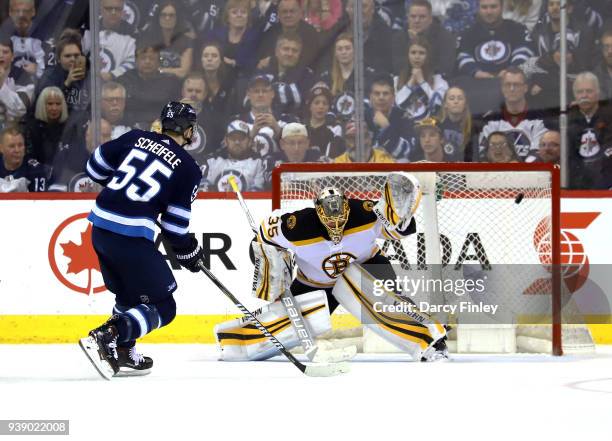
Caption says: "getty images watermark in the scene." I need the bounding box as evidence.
[372,275,500,315]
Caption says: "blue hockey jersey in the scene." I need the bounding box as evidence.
[86,129,202,248]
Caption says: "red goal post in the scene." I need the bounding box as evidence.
[272,162,564,355]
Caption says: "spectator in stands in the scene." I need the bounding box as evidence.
[319,33,376,120]
[367,74,413,160]
[0,61,30,126]
[1,0,45,83]
[143,0,194,80]
[334,120,395,163]
[99,0,136,81]
[483,130,521,162]
[256,0,320,70]
[235,74,293,157]
[0,125,50,192]
[530,0,598,73]
[48,118,112,192]
[503,0,542,31]
[532,129,560,164]
[326,0,393,75]
[179,74,215,163]
[36,31,90,114]
[412,116,460,162]
[258,32,315,115]
[303,0,342,32]
[457,0,534,79]
[567,72,612,189]
[202,120,266,191]
[305,84,344,159]
[437,86,478,161]
[594,29,612,103]
[0,33,34,90]
[199,43,233,150]
[528,35,577,114]
[101,81,130,140]
[478,67,547,162]
[207,0,261,73]
[23,86,68,166]
[392,0,456,78]
[266,122,322,167]
[118,39,181,129]
[394,36,448,122]
[411,0,478,35]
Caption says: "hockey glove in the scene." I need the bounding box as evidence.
[174,234,204,273]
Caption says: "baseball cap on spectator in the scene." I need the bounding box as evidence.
[227,120,250,136]
[281,122,308,139]
[414,116,442,134]
[248,74,272,88]
[307,84,333,106]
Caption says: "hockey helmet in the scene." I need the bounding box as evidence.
[315,187,350,244]
[160,101,197,142]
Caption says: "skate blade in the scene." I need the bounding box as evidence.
[79,337,115,380]
[114,368,152,377]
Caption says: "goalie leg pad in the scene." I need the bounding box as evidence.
[214,290,331,361]
[332,263,446,360]
[251,241,292,302]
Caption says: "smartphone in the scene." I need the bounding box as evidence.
[75,55,86,70]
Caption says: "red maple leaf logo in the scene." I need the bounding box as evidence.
[60,224,100,295]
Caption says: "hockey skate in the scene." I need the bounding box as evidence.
[421,335,450,362]
[79,317,120,380]
[115,346,153,377]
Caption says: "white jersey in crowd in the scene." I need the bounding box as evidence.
[479,117,547,161]
[202,156,266,191]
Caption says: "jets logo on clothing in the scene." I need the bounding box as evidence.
[579,130,600,159]
[334,93,355,119]
[477,41,509,63]
[322,252,357,279]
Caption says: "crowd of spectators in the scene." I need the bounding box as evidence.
[0,0,611,193]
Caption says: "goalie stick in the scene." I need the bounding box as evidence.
[228,176,357,364]
[155,221,349,377]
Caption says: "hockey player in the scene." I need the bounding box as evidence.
[79,102,204,379]
[215,174,449,362]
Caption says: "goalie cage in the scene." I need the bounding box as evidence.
[272,162,595,356]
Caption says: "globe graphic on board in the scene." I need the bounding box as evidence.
[535,230,587,279]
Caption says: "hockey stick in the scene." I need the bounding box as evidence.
[228,176,357,364]
[195,260,348,377]
[155,221,348,376]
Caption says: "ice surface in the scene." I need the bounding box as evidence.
[1,344,612,441]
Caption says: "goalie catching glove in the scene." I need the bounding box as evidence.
[374,172,422,232]
[173,234,204,272]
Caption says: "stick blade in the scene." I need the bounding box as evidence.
[304,361,350,377]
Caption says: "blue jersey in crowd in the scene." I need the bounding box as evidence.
[86,129,202,248]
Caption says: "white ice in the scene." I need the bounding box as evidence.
[1,344,612,441]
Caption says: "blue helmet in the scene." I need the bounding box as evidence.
[160,101,197,135]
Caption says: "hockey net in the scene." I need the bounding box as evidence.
[272,163,595,355]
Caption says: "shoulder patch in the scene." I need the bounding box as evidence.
[363,200,374,212]
[286,214,297,229]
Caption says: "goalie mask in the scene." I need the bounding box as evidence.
[315,187,349,244]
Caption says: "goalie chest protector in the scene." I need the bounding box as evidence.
[261,199,387,287]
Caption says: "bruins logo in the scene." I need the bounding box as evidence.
[322,252,356,279]
[363,201,374,211]
[286,215,297,229]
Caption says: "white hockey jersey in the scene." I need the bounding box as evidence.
[258,199,415,287]
[97,30,136,78]
[478,116,547,161]
[202,156,266,191]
